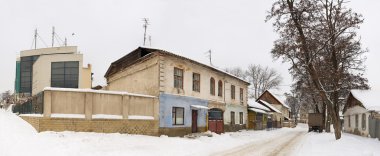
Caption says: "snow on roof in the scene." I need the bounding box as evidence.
[191,105,209,110]
[257,100,282,114]
[351,89,380,111]
[267,89,290,110]
[44,87,156,98]
[248,108,268,114]
[248,99,270,111]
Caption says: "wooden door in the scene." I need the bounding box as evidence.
[192,110,198,133]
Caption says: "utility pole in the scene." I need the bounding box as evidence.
[52,26,55,47]
[142,18,149,46]
[64,37,67,47]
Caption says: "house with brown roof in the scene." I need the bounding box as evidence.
[256,90,291,128]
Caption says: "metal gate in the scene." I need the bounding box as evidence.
[369,117,380,139]
[208,108,224,134]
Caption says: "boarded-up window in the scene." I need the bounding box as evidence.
[193,73,200,92]
[210,78,215,95]
[231,85,235,99]
[218,80,223,97]
[355,114,359,128]
[240,88,244,105]
[174,68,183,89]
[231,111,235,125]
[362,113,366,130]
[348,115,351,127]
[239,112,243,124]
[172,107,184,125]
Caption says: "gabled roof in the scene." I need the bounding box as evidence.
[105,47,250,84]
[248,98,270,111]
[258,90,290,110]
[349,89,380,112]
[257,100,282,114]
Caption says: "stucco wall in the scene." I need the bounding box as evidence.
[44,90,159,120]
[107,56,160,96]
[81,64,92,88]
[32,53,84,95]
[160,55,249,106]
[159,93,208,128]
[344,106,370,136]
[224,104,247,125]
[21,46,77,57]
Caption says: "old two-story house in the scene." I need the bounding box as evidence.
[257,90,291,128]
[104,47,249,136]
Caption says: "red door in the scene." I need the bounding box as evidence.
[208,109,224,134]
[192,110,198,133]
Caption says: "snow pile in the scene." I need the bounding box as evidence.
[294,130,380,156]
[92,114,123,119]
[128,115,154,120]
[351,89,380,111]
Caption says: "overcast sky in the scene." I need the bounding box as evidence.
[0,0,379,94]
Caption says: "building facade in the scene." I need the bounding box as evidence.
[257,90,291,127]
[105,47,249,136]
[15,46,92,96]
[343,90,380,137]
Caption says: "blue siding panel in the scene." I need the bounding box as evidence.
[159,93,208,128]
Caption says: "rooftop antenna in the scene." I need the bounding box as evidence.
[34,29,38,49]
[51,26,55,47]
[149,35,152,47]
[205,49,212,66]
[142,18,149,46]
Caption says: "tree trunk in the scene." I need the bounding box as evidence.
[325,105,331,132]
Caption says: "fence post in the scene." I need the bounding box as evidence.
[122,95,130,119]
[43,91,51,118]
[85,92,93,120]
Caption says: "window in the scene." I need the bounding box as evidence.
[239,112,243,124]
[174,67,183,89]
[362,113,366,130]
[210,77,215,95]
[193,73,200,92]
[348,115,351,127]
[20,56,39,94]
[355,114,359,128]
[51,61,79,88]
[240,88,244,105]
[172,107,184,125]
[231,85,235,99]
[218,80,223,97]
[231,111,235,125]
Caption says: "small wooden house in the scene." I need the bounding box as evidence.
[257,90,291,127]
[247,99,271,130]
[343,90,380,137]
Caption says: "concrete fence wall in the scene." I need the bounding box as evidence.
[43,89,159,120]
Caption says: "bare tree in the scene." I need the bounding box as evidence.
[224,67,246,80]
[267,0,367,139]
[245,64,282,99]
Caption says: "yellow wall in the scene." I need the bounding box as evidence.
[107,56,160,96]
[161,55,249,106]
[43,90,159,120]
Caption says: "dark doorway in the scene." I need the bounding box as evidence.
[208,108,224,134]
[192,110,198,133]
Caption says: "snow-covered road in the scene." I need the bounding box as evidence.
[213,128,306,156]
[1,109,380,156]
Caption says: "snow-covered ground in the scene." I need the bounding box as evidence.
[0,109,379,156]
[294,128,380,156]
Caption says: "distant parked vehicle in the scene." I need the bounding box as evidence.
[308,113,323,132]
